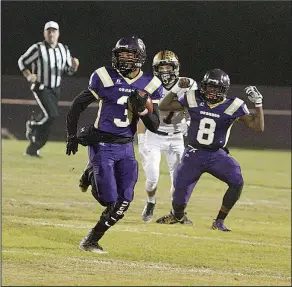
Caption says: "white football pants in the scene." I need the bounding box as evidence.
[141,130,185,198]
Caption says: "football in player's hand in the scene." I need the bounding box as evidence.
[138,90,154,114]
[128,89,154,115]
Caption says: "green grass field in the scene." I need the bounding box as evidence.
[2,139,291,286]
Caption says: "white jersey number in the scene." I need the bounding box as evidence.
[113,96,130,127]
[196,117,216,145]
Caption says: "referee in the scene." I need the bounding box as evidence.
[18,21,79,157]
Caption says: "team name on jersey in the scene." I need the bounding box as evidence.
[200,111,220,118]
[119,87,135,93]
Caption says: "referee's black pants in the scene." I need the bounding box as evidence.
[26,84,60,155]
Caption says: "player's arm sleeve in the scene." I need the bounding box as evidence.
[18,44,39,72]
[66,89,98,136]
[63,45,76,76]
[139,103,160,133]
[234,102,250,118]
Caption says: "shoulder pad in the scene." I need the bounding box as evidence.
[95,66,115,87]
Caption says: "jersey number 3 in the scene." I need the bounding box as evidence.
[114,96,130,127]
[196,117,216,145]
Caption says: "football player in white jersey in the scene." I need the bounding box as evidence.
[137,50,197,222]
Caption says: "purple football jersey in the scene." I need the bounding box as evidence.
[178,90,250,150]
[88,66,162,137]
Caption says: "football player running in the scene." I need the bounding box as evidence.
[137,50,197,222]
[156,69,264,231]
[66,36,163,253]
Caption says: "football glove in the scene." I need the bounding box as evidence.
[244,86,263,107]
[66,134,78,155]
[128,89,149,113]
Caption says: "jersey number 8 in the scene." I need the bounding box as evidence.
[196,117,216,145]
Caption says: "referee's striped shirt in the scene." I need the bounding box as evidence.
[18,41,76,88]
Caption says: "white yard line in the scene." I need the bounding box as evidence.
[5,197,290,211]
[6,219,291,249]
[2,249,290,280]
[4,198,96,207]
[112,228,291,249]
[246,185,291,192]
[5,197,290,207]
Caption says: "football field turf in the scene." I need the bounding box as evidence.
[2,140,291,286]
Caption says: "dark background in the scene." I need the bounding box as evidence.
[1,1,291,149]
[2,1,291,86]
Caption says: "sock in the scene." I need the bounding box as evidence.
[147,195,156,204]
[93,221,109,235]
[216,206,230,220]
[172,202,186,220]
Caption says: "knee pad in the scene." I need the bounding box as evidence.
[145,179,158,193]
[230,173,244,187]
[100,200,130,228]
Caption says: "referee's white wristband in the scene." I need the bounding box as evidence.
[26,75,33,82]
[255,103,263,107]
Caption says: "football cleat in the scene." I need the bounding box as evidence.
[79,230,108,254]
[156,211,193,225]
[79,242,108,254]
[79,241,108,254]
[211,219,231,232]
[23,150,41,158]
[141,201,156,222]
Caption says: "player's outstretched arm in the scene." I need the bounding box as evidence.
[239,86,264,132]
[66,89,97,155]
[158,78,190,111]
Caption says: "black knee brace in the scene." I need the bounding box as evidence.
[99,200,131,228]
[222,184,244,210]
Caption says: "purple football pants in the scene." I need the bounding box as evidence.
[88,142,138,205]
[173,147,244,206]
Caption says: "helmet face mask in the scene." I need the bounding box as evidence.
[115,50,137,75]
[157,65,175,86]
[152,50,180,87]
[112,36,146,76]
[200,69,230,104]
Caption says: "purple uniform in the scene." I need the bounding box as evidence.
[89,66,162,137]
[173,90,250,205]
[88,66,162,204]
